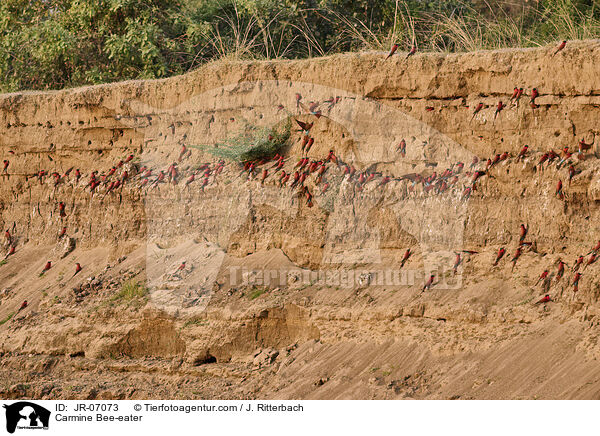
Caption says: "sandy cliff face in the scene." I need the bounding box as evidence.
[1,41,600,399]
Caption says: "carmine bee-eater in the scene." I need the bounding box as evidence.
[573,272,582,292]
[556,179,564,200]
[514,87,524,104]
[511,247,522,271]
[179,145,187,162]
[396,139,406,157]
[301,135,309,151]
[295,119,313,133]
[556,260,566,281]
[453,252,462,274]
[519,224,528,244]
[18,300,27,311]
[326,150,337,163]
[422,274,435,291]
[471,102,484,122]
[536,270,549,285]
[406,45,417,59]
[538,152,549,168]
[125,154,134,163]
[462,186,472,201]
[510,87,519,103]
[493,248,506,266]
[40,261,52,275]
[552,40,566,56]
[584,253,597,270]
[530,88,539,102]
[4,245,15,259]
[386,44,399,59]
[58,202,66,218]
[59,226,67,238]
[494,101,505,119]
[573,255,584,272]
[400,249,412,268]
[305,137,314,154]
[185,173,195,188]
[517,145,529,161]
[72,263,82,278]
[2,160,8,174]
[295,93,302,110]
[535,294,551,305]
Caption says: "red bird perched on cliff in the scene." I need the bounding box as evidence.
[125,154,134,163]
[470,102,484,122]
[493,248,506,266]
[573,255,584,272]
[4,245,15,259]
[184,173,195,188]
[295,93,302,110]
[58,202,66,218]
[4,229,11,244]
[305,137,315,154]
[530,88,539,103]
[585,253,597,270]
[18,300,28,311]
[453,252,462,274]
[326,149,337,164]
[2,160,8,173]
[517,145,529,161]
[462,186,472,201]
[396,139,407,157]
[72,263,82,279]
[535,294,551,305]
[494,101,505,119]
[511,247,522,271]
[514,87,524,105]
[556,179,564,200]
[386,44,399,59]
[552,40,567,56]
[556,260,566,281]
[40,261,52,275]
[470,156,479,169]
[510,87,519,102]
[59,226,67,238]
[519,224,528,244]
[406,45,417,59]
[536,269,549,285]
[422,274,435,292]
[178,145,187,162]
[573,272,582,292]
[400,249,412,268]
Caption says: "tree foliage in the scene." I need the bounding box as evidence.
[0,0,599,92]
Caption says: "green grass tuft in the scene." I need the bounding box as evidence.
[0,312,15,325]
[191,118,291,163]
[111,280,149,302]
[248,286,268,300]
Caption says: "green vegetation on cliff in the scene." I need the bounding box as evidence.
[0,0,598,92]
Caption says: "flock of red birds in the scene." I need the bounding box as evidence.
[1,39,595,312]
